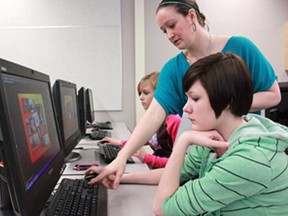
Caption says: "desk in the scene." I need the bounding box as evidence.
[63,121,150,175]
[62,121,157,216]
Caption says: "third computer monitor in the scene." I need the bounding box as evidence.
[77,87,87,137]
[86,88,95,124]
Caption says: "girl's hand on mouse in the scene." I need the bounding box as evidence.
[101,137,121,145]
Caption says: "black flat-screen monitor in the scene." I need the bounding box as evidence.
[86,88,95,124]
[0,58,64,216]
[77,87,87,137]
[53,79,81,162]
[265,82,288,126]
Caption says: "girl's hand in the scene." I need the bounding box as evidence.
[101,137,121,145]
[178,130,229,156]
[133,149,145,162]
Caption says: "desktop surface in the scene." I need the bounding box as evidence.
[62,143,149,175]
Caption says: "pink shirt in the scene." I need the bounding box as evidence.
[121,114,181,168]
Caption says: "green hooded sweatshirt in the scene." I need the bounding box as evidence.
[163,114,288,216]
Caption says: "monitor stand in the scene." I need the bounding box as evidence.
[0,169,14,215]
[64,151,82,163]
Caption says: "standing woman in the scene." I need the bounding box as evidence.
[92,0,281,189]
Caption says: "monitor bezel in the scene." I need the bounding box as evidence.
[86,88,95,124]
[0,58,65,216]
[52,79,81,159]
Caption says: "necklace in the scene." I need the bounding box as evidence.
[186,33,212,65]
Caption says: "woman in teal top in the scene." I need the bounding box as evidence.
[91,0,282,189]
[155,36,277,116]
[153,52,288,216]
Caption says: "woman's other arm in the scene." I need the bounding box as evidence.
[250,80,281,112]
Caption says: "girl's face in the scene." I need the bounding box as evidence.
[183,80,219,131]
[156,6,194,50]
[139,81,155,110]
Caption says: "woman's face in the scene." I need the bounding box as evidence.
[139,81,155,110]
[156,6,194,50]
[183,80,219,131]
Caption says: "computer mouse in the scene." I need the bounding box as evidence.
[84,172,98,181]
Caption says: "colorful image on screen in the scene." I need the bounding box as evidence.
[18,94,51,163]
[64,95,76,131]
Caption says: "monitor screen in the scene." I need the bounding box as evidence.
[78,87,87,137]
[86,88,95,124]
[53,79,81,162]
[0,59,64,216]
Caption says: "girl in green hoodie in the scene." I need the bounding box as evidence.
[153,52,288,216]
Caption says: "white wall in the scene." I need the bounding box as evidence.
[96,0,136,130]
[144,0,288,82]
[0,0,137,131]
[0,0,122,111]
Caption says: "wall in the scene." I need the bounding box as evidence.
[0,0,122,111]
[0,0,137,131]
[144,0,288,82]
[96,0,135,131]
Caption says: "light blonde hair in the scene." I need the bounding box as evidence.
[137,71,159,96]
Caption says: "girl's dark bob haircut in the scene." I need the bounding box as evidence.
[183,52,253,118]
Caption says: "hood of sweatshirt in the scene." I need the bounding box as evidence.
[228,114,288,153]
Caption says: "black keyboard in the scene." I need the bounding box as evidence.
[90,130,111,140]
[94,122,113,130]
[87,122,113,130]
[99,144,134,164]
[45,178,107,216]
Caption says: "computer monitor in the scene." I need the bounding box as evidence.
[86,88,95,124]
[0,58,64,215]
[53,79,82,162]
[265,82,288,127]
[77,87,87,137]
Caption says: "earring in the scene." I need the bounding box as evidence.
[192,22,196,32]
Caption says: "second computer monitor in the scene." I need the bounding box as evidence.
[53,79,81,162]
